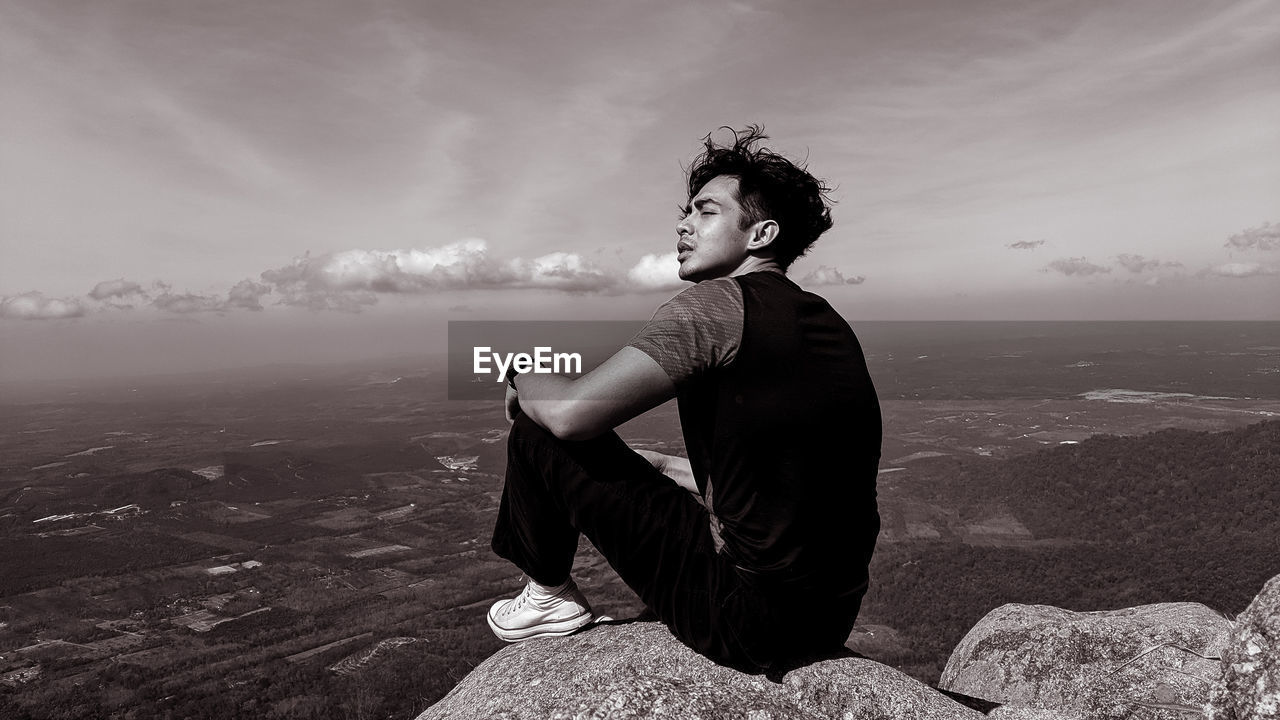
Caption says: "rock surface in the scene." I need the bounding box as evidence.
[416,620,983,720]
[844,623,909,660]
[985,708,1086,720]
[940,601,1231,720]
[1208,573,1280,720]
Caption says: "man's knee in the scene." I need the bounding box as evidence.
[508,413,645,487]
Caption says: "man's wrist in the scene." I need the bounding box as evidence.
[504,366,520,389]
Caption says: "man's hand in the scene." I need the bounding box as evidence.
[634,449,697,494]
[505,383,521,423]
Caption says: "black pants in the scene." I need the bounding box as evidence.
[491,413,862,671]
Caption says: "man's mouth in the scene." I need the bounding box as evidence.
[676,240,694,258]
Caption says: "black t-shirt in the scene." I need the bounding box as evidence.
[630,270,881,593]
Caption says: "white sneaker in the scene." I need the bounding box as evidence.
[487,579,595,642]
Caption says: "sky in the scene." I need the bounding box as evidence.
[2,0,1279,381]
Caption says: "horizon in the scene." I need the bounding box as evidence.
[4,317,1277,389]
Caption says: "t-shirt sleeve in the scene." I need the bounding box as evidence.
[626,277,743,388]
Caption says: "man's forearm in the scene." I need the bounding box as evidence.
[507,346,677,442]
[511,372,577,436]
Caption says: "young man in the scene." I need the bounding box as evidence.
[489,126,881,672]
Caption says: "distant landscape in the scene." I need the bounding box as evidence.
[2,321,1278,720]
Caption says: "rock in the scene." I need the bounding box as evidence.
[940,601,1231,720]
[1208,573,1280,720]
[985,707,1087,720]
[416,620,982,720]
[844,623,909,660]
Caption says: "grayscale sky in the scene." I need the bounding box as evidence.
[2,0,1278,380]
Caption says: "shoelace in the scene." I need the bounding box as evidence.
[501,587,534,617]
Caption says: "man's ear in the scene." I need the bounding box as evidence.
[747,220,779,251]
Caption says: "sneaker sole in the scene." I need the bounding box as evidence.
[486,609,596,642]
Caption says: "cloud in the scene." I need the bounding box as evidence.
[1007,240,1046,250]
[800,265,865,286]
[1203,262,1276,278]
[88,279,145,300]
[262,241,503,293]
[261,241,500,296]
[1225,222,1278,251]
[626,253,685,291]
[226,279,271,311]
[275,289,379,313]
[151,289,226,314]
[504,252,614,293]
[83,278,273,314]
[258,240,678,310]
[260,241,496,310]
[1046,257,1111,276]
[1,292,87,320]
[1114,254,1161,273]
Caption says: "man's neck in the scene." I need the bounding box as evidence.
[728,257,784,278]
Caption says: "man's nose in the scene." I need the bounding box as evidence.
[676,216,692,235]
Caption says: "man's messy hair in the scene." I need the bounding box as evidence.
[686,125,834,269]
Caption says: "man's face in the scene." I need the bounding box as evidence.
[676,175,756,282]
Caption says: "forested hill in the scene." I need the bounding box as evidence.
[947,419,1280,546]
[867,419,1280,681]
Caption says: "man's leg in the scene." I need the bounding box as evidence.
[491,413,742,661]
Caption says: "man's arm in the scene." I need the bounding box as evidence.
[512,346,676,442]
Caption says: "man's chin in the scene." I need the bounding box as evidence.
[681,258,720,280]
